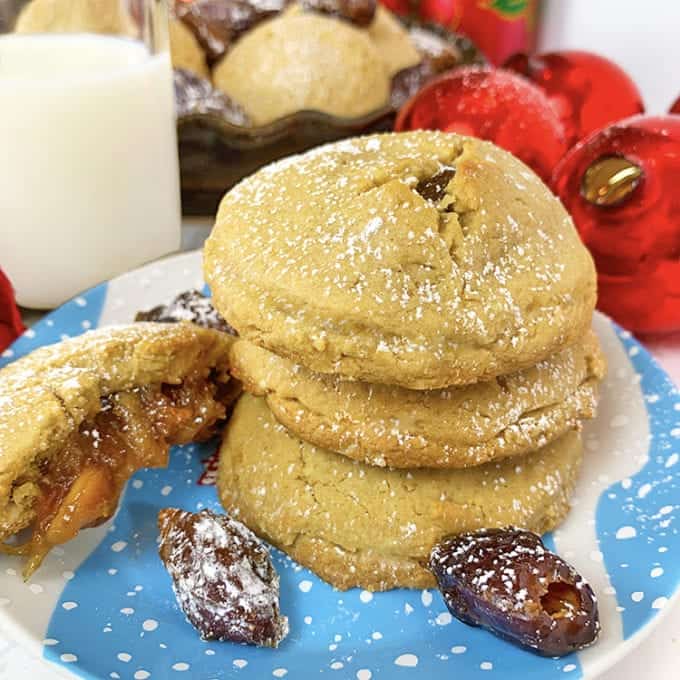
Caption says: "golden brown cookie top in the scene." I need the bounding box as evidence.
[205,131,597,389]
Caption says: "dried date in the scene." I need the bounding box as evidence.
[175,0,289,64]
[136,288,237,335]
[158,508,289,647]
[300,0,376,27]
[430,528,600,657]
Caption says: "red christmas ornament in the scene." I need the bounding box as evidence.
[395,66,568,182]
[670,95,680,115]
[0,268,24,353]
[505,50,644,146]
[552,115,680,335]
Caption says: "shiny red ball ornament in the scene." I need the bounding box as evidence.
[395,66,568,182]
[670,95,680,115]
[505,50,644,146]
[552,115,680,335]
[0,268,24,354]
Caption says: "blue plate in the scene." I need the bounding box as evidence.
[0,251,678,680]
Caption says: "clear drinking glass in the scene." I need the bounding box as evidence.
[0,0,181,309]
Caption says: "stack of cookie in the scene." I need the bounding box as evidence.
[204,131,605,591]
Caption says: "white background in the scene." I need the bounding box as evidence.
[541,0,680,675]
[540,0,679,114]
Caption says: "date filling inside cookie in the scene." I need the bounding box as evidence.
[2,371,236,577]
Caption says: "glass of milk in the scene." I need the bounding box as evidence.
[0,0,181,309]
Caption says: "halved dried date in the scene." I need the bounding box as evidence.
[300,0,376,27]
[430,528,600,657]
[136,288,237,335]
[158,508,289,647]
[415,166,456,205]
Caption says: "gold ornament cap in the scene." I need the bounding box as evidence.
[581,156,643,207]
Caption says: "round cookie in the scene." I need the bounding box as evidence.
[229,331,605,468]
[218,394,584,591]
[0,323,236,576]
[205,131,597,390]
[212,12,390,125]
[169,19,209,79]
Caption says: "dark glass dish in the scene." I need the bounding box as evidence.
[176,20,485,215]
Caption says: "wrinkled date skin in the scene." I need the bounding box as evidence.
[136,288,238,335]
[430,528,600,656]
[300,0,376,27]
[173,68,251,125]
[158,508,289,647]
[175,0,290,63]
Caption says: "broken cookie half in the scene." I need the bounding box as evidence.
[0,323,238,577]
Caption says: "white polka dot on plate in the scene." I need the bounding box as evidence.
[330,662,344,670]
[480,661,493,671]
[650,567,664,578]
[134,672,150,680]
[298,580,313,593]
[356,671,372,680]
[303,616,312,624]
[143,619,158,632]
[272,669,287,678]
[652,597,668,610]
[394,654,418,667]
[60,654,77,663]
[117,653,131,663]
[451,646,466,654]
[435,612,452,626]
[631,591,644,602]
[359,590,373,603]
[120,607,134,615]
[111,541,127,553]
[62,601,78,610]
[638,484,652,499]
[172,662,190,672]
[233,659,247,669]
[421,590,433,607]
[563,664,577,673]
[616,526,636,540]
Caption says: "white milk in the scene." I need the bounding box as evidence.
[0,34,181,309]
